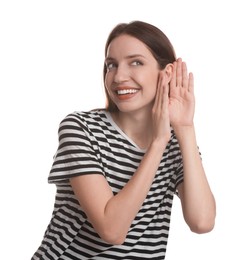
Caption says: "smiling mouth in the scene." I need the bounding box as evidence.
[116,89,139,95]
[114,88,139,101]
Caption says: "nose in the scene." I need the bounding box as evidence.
[114,64,129,83]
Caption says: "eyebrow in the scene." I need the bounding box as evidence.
[105,54,146,62]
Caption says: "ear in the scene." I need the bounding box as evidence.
[163,63,173,84]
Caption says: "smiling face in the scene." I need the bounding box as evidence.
[104,34,161,114]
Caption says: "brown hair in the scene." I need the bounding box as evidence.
[103,20,176,112]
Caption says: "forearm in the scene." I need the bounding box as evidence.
[174,125,216,233]
[103,141,167,243]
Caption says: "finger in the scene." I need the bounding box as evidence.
[188,72,194,93]
[182,61,188,89]
[176,58,182,87]
[154,72,163,110]
[162,82,169,112]
[159,75,168,111]
[170,61,177,88]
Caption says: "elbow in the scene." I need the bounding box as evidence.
[188,216,216,234]
[99,228,127,245]
[185,199,216,234]
[101,235,126,245]
[190,221,215,234]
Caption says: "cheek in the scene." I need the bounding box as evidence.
[104,74,115,100]
[104,74,110,91]
[142,71,159,92]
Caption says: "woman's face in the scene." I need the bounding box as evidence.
[105,34,160,113]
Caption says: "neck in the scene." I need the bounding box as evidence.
[110,109,153,149]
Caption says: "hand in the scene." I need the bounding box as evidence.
[169,58,195,128]
[151,71,171,146]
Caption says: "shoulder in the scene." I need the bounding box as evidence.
[60,109,106,125]
[58,109,108,133]
[164,127,181,157]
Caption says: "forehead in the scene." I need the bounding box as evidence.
[106,34,153,58]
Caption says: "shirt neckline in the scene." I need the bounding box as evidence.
[104,111,147,152]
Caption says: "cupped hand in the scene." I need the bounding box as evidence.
[169,58,195,128]
[151,71,171,146]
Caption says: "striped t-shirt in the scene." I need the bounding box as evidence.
[32,109,184,260]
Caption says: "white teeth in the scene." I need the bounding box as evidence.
[117,89,138,95]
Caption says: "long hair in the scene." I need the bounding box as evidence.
[103,20,176,112]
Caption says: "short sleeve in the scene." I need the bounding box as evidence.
[48,113,104,184]
[175,160,184,189]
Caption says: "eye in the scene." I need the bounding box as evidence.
[131,60,143,66]
[106,62,117,71]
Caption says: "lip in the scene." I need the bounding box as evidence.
[114,85,140,91]
[113,86,140,100]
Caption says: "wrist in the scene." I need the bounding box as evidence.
[172,125,196,142]
[149,138,168,154]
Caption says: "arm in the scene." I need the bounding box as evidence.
[70,141,165,245]
[70,74,171,245]
[170,58,216,233]
[175,126,216,233]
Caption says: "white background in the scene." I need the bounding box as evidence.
[1,0,242,259]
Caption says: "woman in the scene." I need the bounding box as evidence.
[32,21,216,259]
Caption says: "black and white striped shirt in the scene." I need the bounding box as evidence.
[32,109,184,260]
